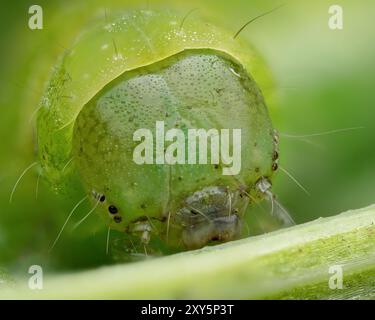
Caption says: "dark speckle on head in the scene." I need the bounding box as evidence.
[272,163,278,171]
[190,209,198,215]
[272,151,279,161]
[99,195,106,202]
[114,216,122,223]
[108,205,118,214]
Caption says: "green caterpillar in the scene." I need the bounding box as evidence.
[37,9,282,252]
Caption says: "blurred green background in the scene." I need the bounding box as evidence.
[0,0,374,278]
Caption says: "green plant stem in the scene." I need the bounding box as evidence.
[2,205,375,299]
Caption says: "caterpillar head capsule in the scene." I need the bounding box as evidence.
[37,10,279,251]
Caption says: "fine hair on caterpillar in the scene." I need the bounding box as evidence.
[233,4,286,39]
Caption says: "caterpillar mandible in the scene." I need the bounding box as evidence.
[37,9,286,253]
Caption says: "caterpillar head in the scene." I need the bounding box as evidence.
[37,10,278,251]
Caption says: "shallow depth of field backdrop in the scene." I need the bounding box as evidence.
[0,0,374,283]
